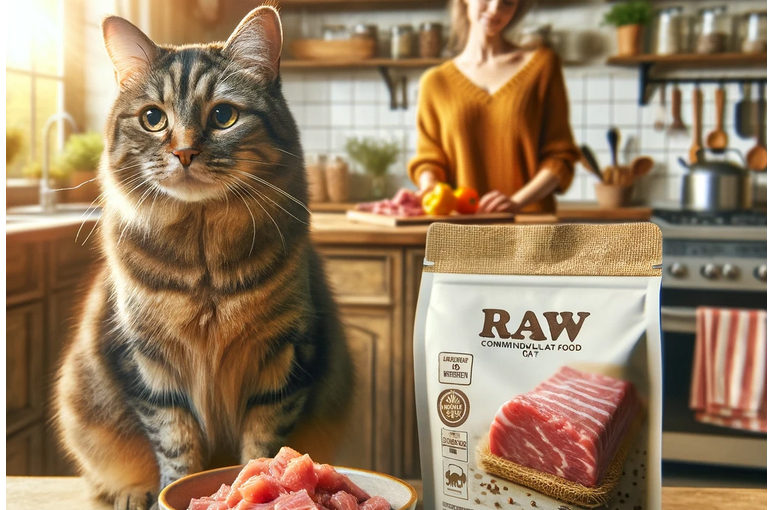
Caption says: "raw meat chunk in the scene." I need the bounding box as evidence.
[274,489,317,510]
[489,366,640,487]
[314,464,370,502]
[358,497,392,510]
[329,491,359,510]
[240,474,286,503]
[280,455,319,494]
[270,447,303,478]
[226,458,272,506]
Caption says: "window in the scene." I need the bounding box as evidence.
[6,0,65,179]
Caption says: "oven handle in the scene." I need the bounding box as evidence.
[661,306,697,334]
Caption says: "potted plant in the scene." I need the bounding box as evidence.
[603,0,653,57]
[345,137,400,199]
[55,131,104,202]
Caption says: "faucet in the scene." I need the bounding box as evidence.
[41,112,79,213]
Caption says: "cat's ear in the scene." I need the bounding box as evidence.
[223,6,283,82]
[101,16,158,88]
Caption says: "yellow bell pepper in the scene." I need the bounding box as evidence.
[422,183,457,216]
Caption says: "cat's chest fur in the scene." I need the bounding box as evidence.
[104,204,311,436]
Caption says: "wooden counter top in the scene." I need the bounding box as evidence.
[6,202,652,247]
[6,477,766,510]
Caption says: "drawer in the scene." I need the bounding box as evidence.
[7,303,45,433]
[319,249,400,306]
[48,232,99,290]
[6,240,44,305]
[7,422,44,475]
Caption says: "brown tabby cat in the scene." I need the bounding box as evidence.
[54,7,352,510]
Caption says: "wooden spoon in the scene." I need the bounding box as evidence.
[706,86,728,150]
[669,85,687,132]
[689,87,703,164]
[631,156,654,179]
[747,82,767,171]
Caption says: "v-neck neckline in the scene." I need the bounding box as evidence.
[449,48,542,101]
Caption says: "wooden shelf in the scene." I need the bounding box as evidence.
[606,53,767,105]
[282,58,446,69]
[278,0,445,8]
[607,53,768,68]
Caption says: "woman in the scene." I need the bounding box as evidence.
[409,0,580,214]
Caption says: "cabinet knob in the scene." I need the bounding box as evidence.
[722,264,740,280]
[668,262,687,278]
[755,265,767,282]
[701,263,720,280]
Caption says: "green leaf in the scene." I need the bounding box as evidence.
[344,137,400,177]
[55,131,104,176]
[602,0,653,27]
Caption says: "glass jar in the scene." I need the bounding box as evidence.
[353,24,378,44]
[322,25,349,41]
[741,11,767,54]
[695,6,729,54]
[391,25,414,59]
[654,7,683,55]
[419,22,443,58]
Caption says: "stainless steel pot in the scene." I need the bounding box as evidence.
[680,149,753,211]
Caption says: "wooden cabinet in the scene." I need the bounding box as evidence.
[318,246,426,478]
[6,226,97,476]
[6,220,428,479]
[7,423,44,476]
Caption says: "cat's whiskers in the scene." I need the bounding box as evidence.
[75,169,146,244]
[227,182,257,256]
[232,179,286,251]
[236,179,308,226]
[230,167,311,215]
[273,147,302,160]
[117,185,157,246]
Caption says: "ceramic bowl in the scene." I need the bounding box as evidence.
[159,465,417,510]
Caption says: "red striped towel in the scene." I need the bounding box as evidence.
[689,307,767,433]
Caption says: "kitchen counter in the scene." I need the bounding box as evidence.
[6,477,767,510]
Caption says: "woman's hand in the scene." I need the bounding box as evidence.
[478,190,521,213]
[418,170,439,197]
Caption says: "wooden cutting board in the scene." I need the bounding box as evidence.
[346,210,515,227]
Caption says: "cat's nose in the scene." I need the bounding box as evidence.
[173,148,201,166]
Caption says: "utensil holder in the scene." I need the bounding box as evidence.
[595,183,633,209]
[325,157,350,203]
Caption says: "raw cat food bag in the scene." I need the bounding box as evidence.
[414,223,662,510]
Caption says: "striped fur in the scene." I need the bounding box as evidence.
[54,8,352,510]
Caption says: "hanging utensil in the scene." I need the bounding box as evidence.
[607,127,620,168]
[669,84,687,132]
[654,84,667,131]
[706,85,728,150]
[631,156,655,179]
[747,81,767,171]
[735,82,754,139]
[689,86,703,164]
[579,145,603,180]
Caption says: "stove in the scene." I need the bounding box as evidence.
[651,207,767,470]
[652,208,767,293]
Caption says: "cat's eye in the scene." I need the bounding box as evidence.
[210,104,238,129]
[139,107,168,132]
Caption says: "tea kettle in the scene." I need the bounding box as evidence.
[679,149,754,211]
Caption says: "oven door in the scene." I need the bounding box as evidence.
[661,303,767,469]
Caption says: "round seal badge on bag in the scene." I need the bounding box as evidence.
[437,389,470,427]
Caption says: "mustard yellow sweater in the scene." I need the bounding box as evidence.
[408,48,580,213]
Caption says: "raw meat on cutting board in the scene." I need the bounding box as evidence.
[355,189,424,217]
[489,366,640,487]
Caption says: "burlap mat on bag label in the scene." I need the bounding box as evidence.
[424,223,662,277]
[476,409,646,508]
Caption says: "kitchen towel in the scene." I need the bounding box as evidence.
[690,307,767,433]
